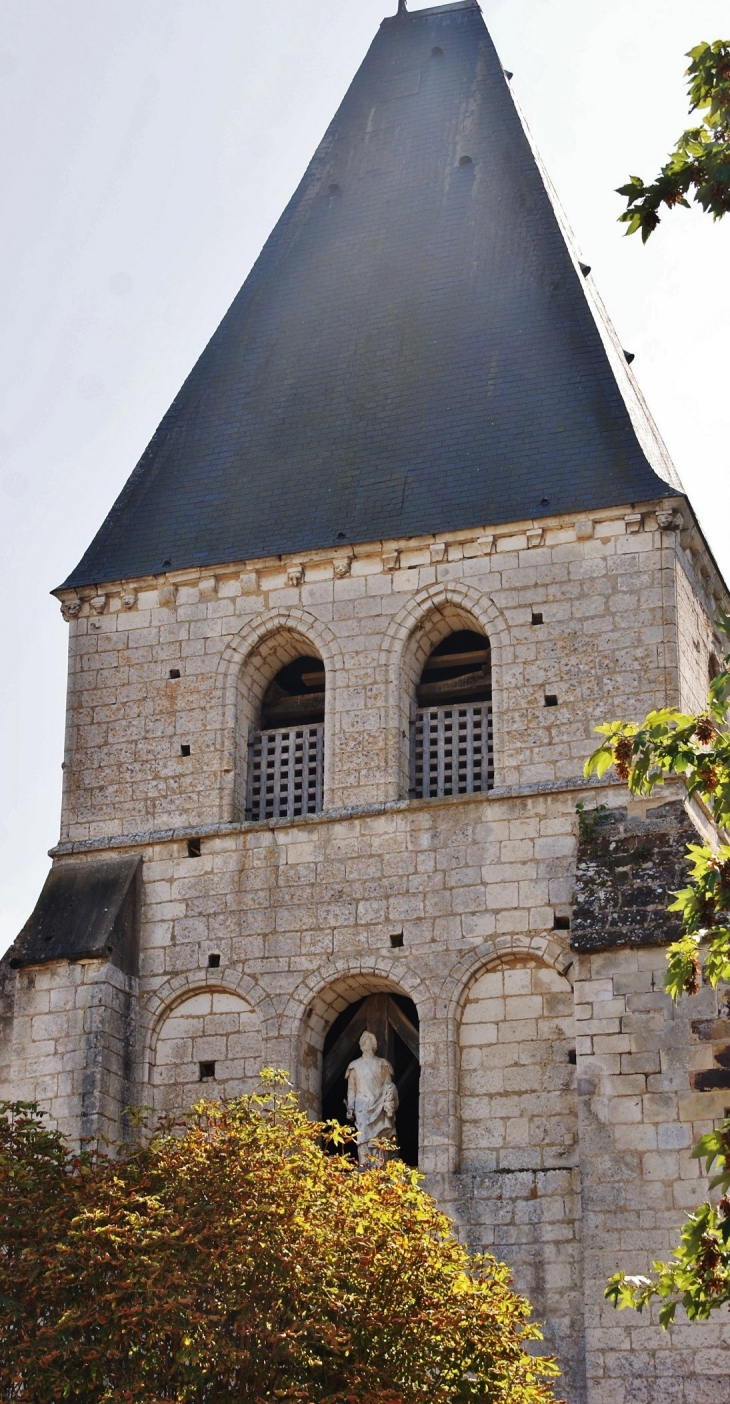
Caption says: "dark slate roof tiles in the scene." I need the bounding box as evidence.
[62,0,679,591]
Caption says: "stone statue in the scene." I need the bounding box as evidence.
[345,1030,399,1164]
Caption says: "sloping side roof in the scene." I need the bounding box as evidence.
[7,857,141,973]
[62,0,679,591]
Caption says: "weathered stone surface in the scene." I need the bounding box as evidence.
[571,801,696,952]
[2,515,730,1403]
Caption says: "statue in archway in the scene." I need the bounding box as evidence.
[345,1030,399,1165]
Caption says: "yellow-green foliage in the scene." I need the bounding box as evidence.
[0,1076,560,1403]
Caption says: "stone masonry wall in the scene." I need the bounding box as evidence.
[54,502,687,841]
[3,958,135,1144]
[575,947,730,1404]
[3,497,730,1401]
[675,550,721,717]
[6,781,730,1400]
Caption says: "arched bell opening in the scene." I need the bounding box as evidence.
[411,628,493,797]
[247,649,325,820]
[260,655,325,729]
[321,992,420,1166]
[416,628,491,707]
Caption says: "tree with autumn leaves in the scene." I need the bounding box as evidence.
[0,1076,560,1404]
[618,39,730,241]
[584,614,730,1323]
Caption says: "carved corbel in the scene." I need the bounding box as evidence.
[382,550,400,572]
[656,509,680,531]
[60,598,81,622]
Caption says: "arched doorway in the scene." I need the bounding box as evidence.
[322,993,420,1165]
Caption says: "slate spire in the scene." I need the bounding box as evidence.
[62,1,680,591]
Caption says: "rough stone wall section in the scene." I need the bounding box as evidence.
[571,800,696,953]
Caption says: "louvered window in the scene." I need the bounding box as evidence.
[410,629,493,798]
[411,702,493,798]
[247,725,324,820]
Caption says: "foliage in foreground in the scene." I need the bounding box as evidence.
[0,1079,560,1404]
[605,1124,730,1326]
[584,612,730,1322]
[618,40,730,240]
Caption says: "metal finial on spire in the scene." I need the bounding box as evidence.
[397,0,408,14]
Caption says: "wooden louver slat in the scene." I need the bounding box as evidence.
[247,723,324,821]
[412,701,493,799]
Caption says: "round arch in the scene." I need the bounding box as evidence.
[140,967,279,1074]
[280,958,442,1166]
[377,582,510,799]
[216,608,346,818]
[433,935,574,1171]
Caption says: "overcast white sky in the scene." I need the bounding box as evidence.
[1,0,729,955]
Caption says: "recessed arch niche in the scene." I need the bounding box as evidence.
[151,988,263,1115]
[298,976,421,1166]
[459,957,576,1170]
[322,993,420,1165]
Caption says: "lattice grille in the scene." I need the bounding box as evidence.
[411,702,493,799]
[247,724,324,820]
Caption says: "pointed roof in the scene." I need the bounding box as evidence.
[63,0,680,591]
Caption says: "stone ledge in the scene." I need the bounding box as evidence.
[49,776,628,857]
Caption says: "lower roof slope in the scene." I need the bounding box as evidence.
[63,1,679,591]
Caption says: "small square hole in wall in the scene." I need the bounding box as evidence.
[544,695,558,707]
[567,1049,577,1065]
[199,1061,216,1081]
[180,743,191,757]
[187,838,201,858]
[169,668,181,679]
[531,611,544,625]
[554,914,570,931]
[390,931,404,949]
[208,952,221,968]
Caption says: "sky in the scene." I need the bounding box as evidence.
[1,0,729,956]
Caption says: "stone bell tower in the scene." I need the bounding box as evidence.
[3,4,730,1400]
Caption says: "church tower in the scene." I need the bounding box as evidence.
[3,5,729,1400]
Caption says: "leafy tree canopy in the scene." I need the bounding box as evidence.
[618,40,730,240]
[584,613,730,1322]
[0,1077,560,1404]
